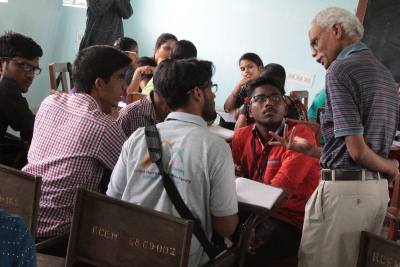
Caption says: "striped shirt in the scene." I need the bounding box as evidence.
[320,42,399,169]
[22,93,127,237]
[117,92,159,137]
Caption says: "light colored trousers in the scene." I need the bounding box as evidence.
[298,179,388,267]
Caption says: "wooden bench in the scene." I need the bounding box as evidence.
[0,164,41,238]
[65,188,193,266]
[357,231,400,267]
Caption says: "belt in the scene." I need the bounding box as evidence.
[321,169,387,181]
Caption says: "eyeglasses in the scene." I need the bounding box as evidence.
[310,28,326,52]
[199,84,218,93]
[3,57,42,75]
[123,51,139,56]
[186,84,218,95]
[250,94,283,104]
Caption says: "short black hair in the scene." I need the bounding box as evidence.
[155,33,178,49]
[0,31,43,59]
[239,53,263,67]
[154,58,214,111]
[261,63,286,88]
[113,37,138,51]
[247,76,286,98]
[73,45,131,94]
[171,40,197,60]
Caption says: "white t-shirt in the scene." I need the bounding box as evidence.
[107,112,238,266]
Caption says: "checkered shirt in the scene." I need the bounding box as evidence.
[22,93,127,237]
[117,92,159,137]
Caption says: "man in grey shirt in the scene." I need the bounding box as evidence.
[107,59,238,266]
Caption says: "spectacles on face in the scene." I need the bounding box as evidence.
[3,57,42,75]
[186,84,218,95]
[310,28,326,52]
[250,94,284,104]
[123,51,139,56]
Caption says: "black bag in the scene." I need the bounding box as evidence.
[144,125,235,266]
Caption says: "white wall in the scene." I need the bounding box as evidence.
[124,0,359,106]
[0,0,359,108]
[0,0,86,108]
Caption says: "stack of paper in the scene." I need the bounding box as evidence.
[236,178,283,209]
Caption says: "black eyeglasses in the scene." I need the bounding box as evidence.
[250,94,284,104]
[187,84,218,95]
[310,28,326,52]
[3,57,42,75]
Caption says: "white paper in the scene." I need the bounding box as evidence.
[215,106,236,123]
[208,124,234,139]
[217,111,236,123]
[236,177,283,209]
[392,140,400,148]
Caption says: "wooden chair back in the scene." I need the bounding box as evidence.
[357,231,400,267]
[0,164,41,237]
[290,90,309,110]
[65,188,193,267]
[49,62,74,94]
[292,120,322,145]
[386,176,400,240]
[126,92,146,105]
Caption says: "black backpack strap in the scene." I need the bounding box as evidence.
[144,125,222,260]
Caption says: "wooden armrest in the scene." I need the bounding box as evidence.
[238,202,270,215]
[4,132,27,143]
[35,232,70,252]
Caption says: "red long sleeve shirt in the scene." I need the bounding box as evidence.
[232,119,320,229]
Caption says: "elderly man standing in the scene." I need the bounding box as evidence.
[272,7,399,267]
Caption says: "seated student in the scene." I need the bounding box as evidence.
[129,33,177,92]
[107,59,238,266]
[113,37,155,101]
[117,40,198,137]
[140,39,197,95]
[308,88,326,145]
[262,64,308,121]
[0,31,43,168]
[232,76,320,264]
[235,63,308,130]
[0,209,36,266]
[307,88,326,122]
[22,46,130,252]
[222,53,263,130]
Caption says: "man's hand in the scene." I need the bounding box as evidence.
[387,159,399,183]
[269,125,321,158]
[246,232,265,255]
[234,165,245,177]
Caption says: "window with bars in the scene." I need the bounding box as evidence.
[63,0,87,7]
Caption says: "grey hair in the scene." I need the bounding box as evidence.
[313,7,364,42]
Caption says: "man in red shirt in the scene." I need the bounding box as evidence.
[232,76,320,264]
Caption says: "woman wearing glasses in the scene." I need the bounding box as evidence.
[113,37,155,99]
[133,33,177,91]
[222,53,263,130]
